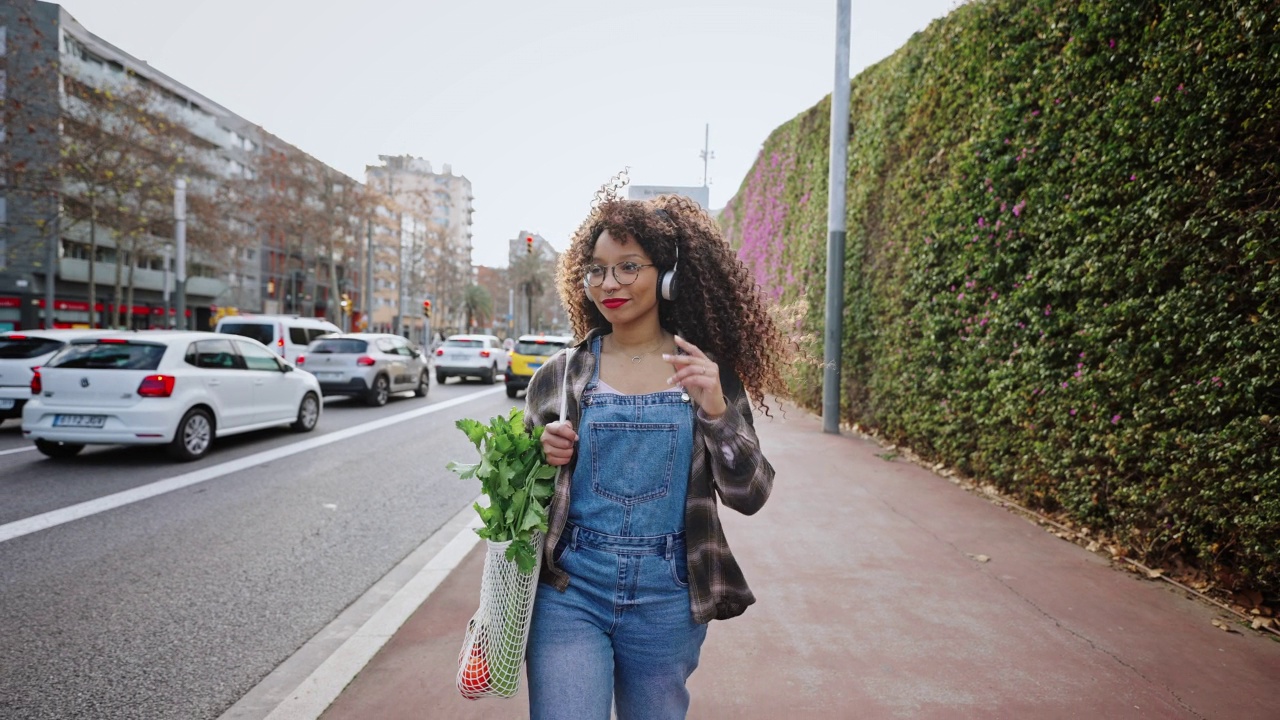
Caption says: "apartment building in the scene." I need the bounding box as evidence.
[0,1,363,331]
[365,155,474,341]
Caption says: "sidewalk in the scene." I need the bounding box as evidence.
[320,404,1280,719]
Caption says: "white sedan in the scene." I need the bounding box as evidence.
[22,331,322,461]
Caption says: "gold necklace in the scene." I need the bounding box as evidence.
[614,335,667,364]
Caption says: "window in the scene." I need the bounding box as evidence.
[217,322,273,346]
[310,338,367,354]
[48,342,166,370]
[289,327,310,345]
[0,337,62,359]
[187,339,244,369]
[237,341,282,371]
[0,27,7,55]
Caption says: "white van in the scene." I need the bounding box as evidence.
[214,315,341,365]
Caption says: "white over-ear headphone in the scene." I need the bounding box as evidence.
[655,208,678,302]
[659,241,679,302]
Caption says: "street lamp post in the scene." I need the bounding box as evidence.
[174,178,187,331]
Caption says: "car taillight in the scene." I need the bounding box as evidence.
[137,375,176,398]
[435,348,444,356]
[479,350,491,358]
[30,368,41,395]
[297,354,306,366]
[356,356,376,366]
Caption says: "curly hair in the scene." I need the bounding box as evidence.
[557,189,789,415]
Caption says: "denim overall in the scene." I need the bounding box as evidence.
[528,336,707,720]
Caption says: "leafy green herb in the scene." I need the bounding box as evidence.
[446,407,556,573]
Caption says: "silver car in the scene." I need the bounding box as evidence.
[298,333,429,406]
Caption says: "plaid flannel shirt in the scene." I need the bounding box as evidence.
[523,328,774,623]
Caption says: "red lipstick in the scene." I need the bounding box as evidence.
[602,298,629,309]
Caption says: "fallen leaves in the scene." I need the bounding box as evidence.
[966,553,991,563]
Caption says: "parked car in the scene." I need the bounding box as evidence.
[0,329,116,422]
[298,333,429,406]
[214,314,340,365]
[505,334,573,398]
[433,334,510,385]
[22,331,322,461]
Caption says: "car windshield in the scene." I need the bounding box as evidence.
[48,342,166,370]
[309,338,368,354]
[515,341,564,357]
[217,322,273,345]
[0,337,63,359]
[443,339,483,348]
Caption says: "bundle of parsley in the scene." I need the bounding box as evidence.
[446,407,557,573]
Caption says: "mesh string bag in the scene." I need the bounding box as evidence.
[456,531,544,699]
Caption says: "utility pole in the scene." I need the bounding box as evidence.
[700,123,715,187]
[823,0,851,434]
[174,178,188,331]
[364,217,373,332]
[162,244,172,327]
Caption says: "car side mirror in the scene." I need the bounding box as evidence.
[280,362,293,373]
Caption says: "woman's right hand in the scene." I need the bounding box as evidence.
[541,420,578,466]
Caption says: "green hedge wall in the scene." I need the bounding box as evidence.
[720,0,1279,593]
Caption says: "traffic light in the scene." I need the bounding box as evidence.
[525,235,534,255]
[422,299,432,318]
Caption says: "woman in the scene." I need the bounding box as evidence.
[522,187,789,719]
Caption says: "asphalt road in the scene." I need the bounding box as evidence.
[0,377,524,720]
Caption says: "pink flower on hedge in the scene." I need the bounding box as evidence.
[1111,414,1121,424]
[1130,174,1137,181]
[1045,304,1052,316]
[1153,95,1161,103]
[1013,200,1026,217]
[1061,382,1069,389]
[1070,408,1077,416]
[1109,38,1116,49]
[978,217,986,227]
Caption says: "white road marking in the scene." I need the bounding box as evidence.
[0,386,506,544]
[217,499,485,720]
[0,446,36,457]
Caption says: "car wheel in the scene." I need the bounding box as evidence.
[414,371,429,398]
[293,392,320,432]
[168,408,213,462]
[366,375,390,407]
[506,386,518,399]
[436,370,447,385]
[35,439,84,459]
[484,364,496,384]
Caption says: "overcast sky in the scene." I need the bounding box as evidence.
[58,0,961,268]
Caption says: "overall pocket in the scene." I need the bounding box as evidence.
[588,421,678,505]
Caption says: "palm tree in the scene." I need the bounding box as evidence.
[463,284,493,333]
[508,252,551,334]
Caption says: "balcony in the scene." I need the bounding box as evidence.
[58,258,227,300]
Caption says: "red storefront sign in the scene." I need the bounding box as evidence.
[0,297,21,309]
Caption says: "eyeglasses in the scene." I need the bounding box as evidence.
[583,261,655,287]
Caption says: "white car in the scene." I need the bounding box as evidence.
[433,334,510,385]
[22,331,322,461]
[0,329,116,423]
[214,314,341,365]
[299,333,430,405]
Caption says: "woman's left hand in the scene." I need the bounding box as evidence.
[664,335,727,418]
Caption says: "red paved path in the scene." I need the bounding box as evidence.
[321,405,1280,719]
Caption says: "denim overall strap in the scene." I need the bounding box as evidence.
[567,336,695,538]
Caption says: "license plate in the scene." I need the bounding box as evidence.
[528,363,542,371]
[316,372,342,380]
[53,414,107,428]
[0,399,14,410]
[448,353,467,361]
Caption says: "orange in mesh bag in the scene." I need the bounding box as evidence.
[456,532,543,698]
